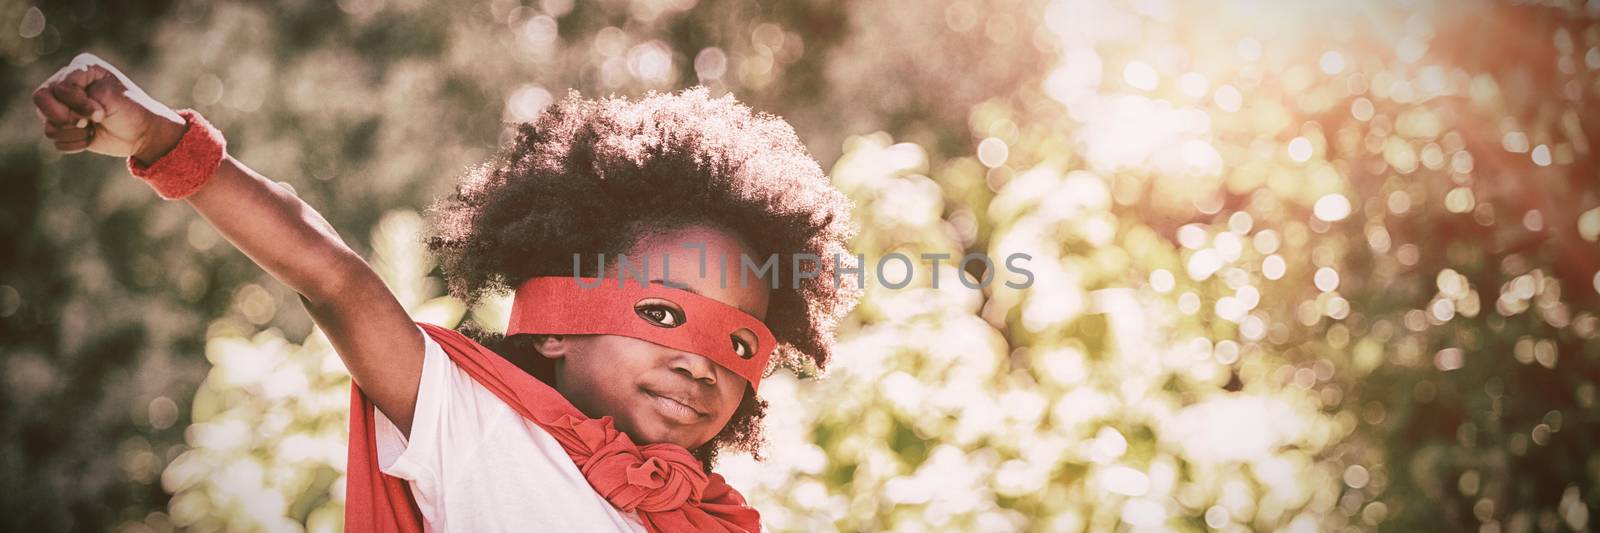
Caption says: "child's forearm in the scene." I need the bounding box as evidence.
[36,53,426,434]
[185,155,426,433]
[186,155,367,304]
[111,78,370,308]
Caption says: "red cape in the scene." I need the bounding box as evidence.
[344,322,762,532]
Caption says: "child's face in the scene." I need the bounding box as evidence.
[542,224,770,450]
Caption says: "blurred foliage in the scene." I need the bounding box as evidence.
[2,0,1598,532]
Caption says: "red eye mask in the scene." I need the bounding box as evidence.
[507,276,776,391]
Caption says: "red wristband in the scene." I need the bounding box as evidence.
[127,109,226,201]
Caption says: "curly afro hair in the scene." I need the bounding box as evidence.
[425,87,861,467]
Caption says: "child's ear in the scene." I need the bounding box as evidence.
[533,335,568,359]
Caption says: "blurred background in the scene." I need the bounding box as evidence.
[2,0,1598,531]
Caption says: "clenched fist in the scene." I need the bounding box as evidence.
[33,52,187,165]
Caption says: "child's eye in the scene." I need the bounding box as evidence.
[730,328,759,360]
[635,303,684,327]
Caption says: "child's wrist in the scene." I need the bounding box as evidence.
[131,111,190,166]
[126,109,227,201]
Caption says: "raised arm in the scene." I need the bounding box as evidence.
[34,53,426,435]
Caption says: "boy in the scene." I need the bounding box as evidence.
[34,53,860,532]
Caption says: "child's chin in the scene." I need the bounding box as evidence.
[621,414,702,449]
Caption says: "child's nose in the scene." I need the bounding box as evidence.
[669,352,718,386]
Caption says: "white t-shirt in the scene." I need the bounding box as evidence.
[373,326,649,532]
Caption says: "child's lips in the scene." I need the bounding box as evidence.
[642,388,708,423]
